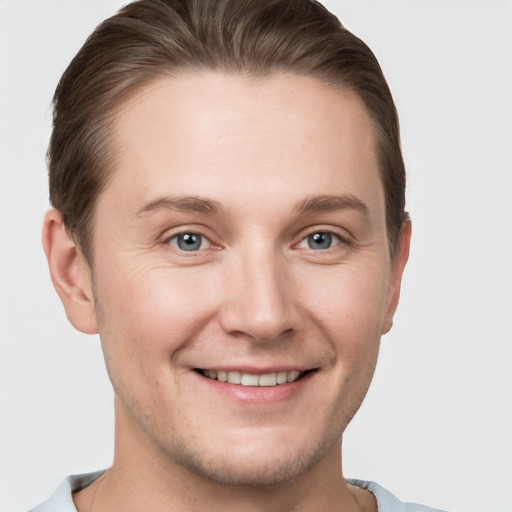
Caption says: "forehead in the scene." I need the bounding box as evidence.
[104,71,383,218]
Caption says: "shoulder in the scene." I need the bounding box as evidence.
[347,479,451,512]
[28,471,105,512]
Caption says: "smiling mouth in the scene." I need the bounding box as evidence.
[196,369,314,387]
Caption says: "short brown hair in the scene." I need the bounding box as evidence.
[49,0,407,261]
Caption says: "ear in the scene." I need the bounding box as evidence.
[382,218,412,334]
[42,209,98,334]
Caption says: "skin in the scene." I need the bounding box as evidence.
[43,72,410,511]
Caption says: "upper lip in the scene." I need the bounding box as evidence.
[194,365,316,373]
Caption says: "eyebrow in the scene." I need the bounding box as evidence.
[294,194,369,216]
[134,195,226,217]
[134,193,369,219]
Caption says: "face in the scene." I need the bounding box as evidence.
[87,72,407,487]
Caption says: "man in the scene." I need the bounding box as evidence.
[32,0,447,510]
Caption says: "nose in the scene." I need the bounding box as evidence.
[219,246,294,343]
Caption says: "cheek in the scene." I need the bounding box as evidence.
[302,261,390,345]
[290,263,387,431]
[94,261,222,357]
[93,264,220,408]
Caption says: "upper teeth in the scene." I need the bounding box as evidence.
[202,369,303,386]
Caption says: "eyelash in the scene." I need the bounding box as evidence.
[165,228,349,254]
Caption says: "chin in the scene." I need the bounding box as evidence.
[177,448,322,489]
[168,427,336,489]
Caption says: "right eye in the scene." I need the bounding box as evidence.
[167,232,211,252]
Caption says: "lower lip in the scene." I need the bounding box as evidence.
[194,371,315,404]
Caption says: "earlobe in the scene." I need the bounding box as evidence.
[382,218,412,334]
[42,209,98,334]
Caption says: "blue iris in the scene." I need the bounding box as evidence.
[308,232,333,250]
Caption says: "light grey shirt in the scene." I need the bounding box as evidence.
[29,472,449,511]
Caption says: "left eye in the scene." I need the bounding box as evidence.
[168,233,211,252]
[298,232,341,250]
